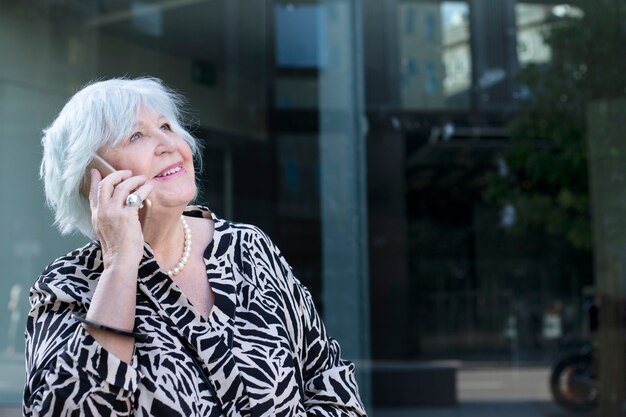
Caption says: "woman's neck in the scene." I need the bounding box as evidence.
[143,206,187,266]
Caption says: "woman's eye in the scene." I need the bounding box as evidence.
[130,132,141,142]
[160,123,171,131]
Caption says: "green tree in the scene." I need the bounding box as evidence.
[483,0,626,250]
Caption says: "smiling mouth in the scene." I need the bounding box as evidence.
[156,166,182,178]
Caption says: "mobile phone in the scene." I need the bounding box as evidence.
[80,155,152,226]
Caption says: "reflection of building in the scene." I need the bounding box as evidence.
[516,4,553,65]
[1,0,600,411]
[442,14,471,101]
[398,1,471,110]
[398,2,446,108]
[366,0,593,363]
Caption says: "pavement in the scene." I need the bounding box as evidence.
[374,401,589,417]
[0,352,23,416]
[373,366,596,417]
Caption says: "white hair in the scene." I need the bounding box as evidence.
[40,77,202,239]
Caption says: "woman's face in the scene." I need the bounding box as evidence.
[99,105,196,211]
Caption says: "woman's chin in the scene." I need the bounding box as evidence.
[151,193,196,211]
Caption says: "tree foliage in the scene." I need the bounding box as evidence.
[483,0,626,250]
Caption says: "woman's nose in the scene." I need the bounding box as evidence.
[154,129,177,153]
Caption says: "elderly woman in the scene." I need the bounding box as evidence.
[24,77,366,417]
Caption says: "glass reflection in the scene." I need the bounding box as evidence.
[3,0,626,414]
[516,4,554,66]
[398,1,470,109]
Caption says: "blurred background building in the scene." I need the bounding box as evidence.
[2,0,626,415]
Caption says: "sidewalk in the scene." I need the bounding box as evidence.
[373,366,594,417]
[374,401,592,417]
[0,407,18,417]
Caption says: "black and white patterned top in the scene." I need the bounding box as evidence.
[24,206,366,416]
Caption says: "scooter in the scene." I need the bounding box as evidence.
[550,343,598,413]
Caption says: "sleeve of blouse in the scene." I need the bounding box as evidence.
[297,284,367,417]
[23,257,140,417]
[259,231,367,417]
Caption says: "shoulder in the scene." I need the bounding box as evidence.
[229,220,271,241]
[226,219,279,260]
[192,206,294,284]
[183,205,275,258]
[219,218,295,285]
[31,241,102,307]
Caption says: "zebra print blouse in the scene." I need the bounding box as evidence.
[24,206,366,416]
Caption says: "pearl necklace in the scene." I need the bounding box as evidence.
[165,216,192,277]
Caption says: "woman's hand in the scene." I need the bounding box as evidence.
[89,168,154,269]
[81,168,153,363]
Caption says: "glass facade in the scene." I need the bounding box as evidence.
[3,0,626,416]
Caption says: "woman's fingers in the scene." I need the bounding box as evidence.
[109,175,151,206]
[96,170,133,207]
[91,170,152,227]
[127,182,155,206]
